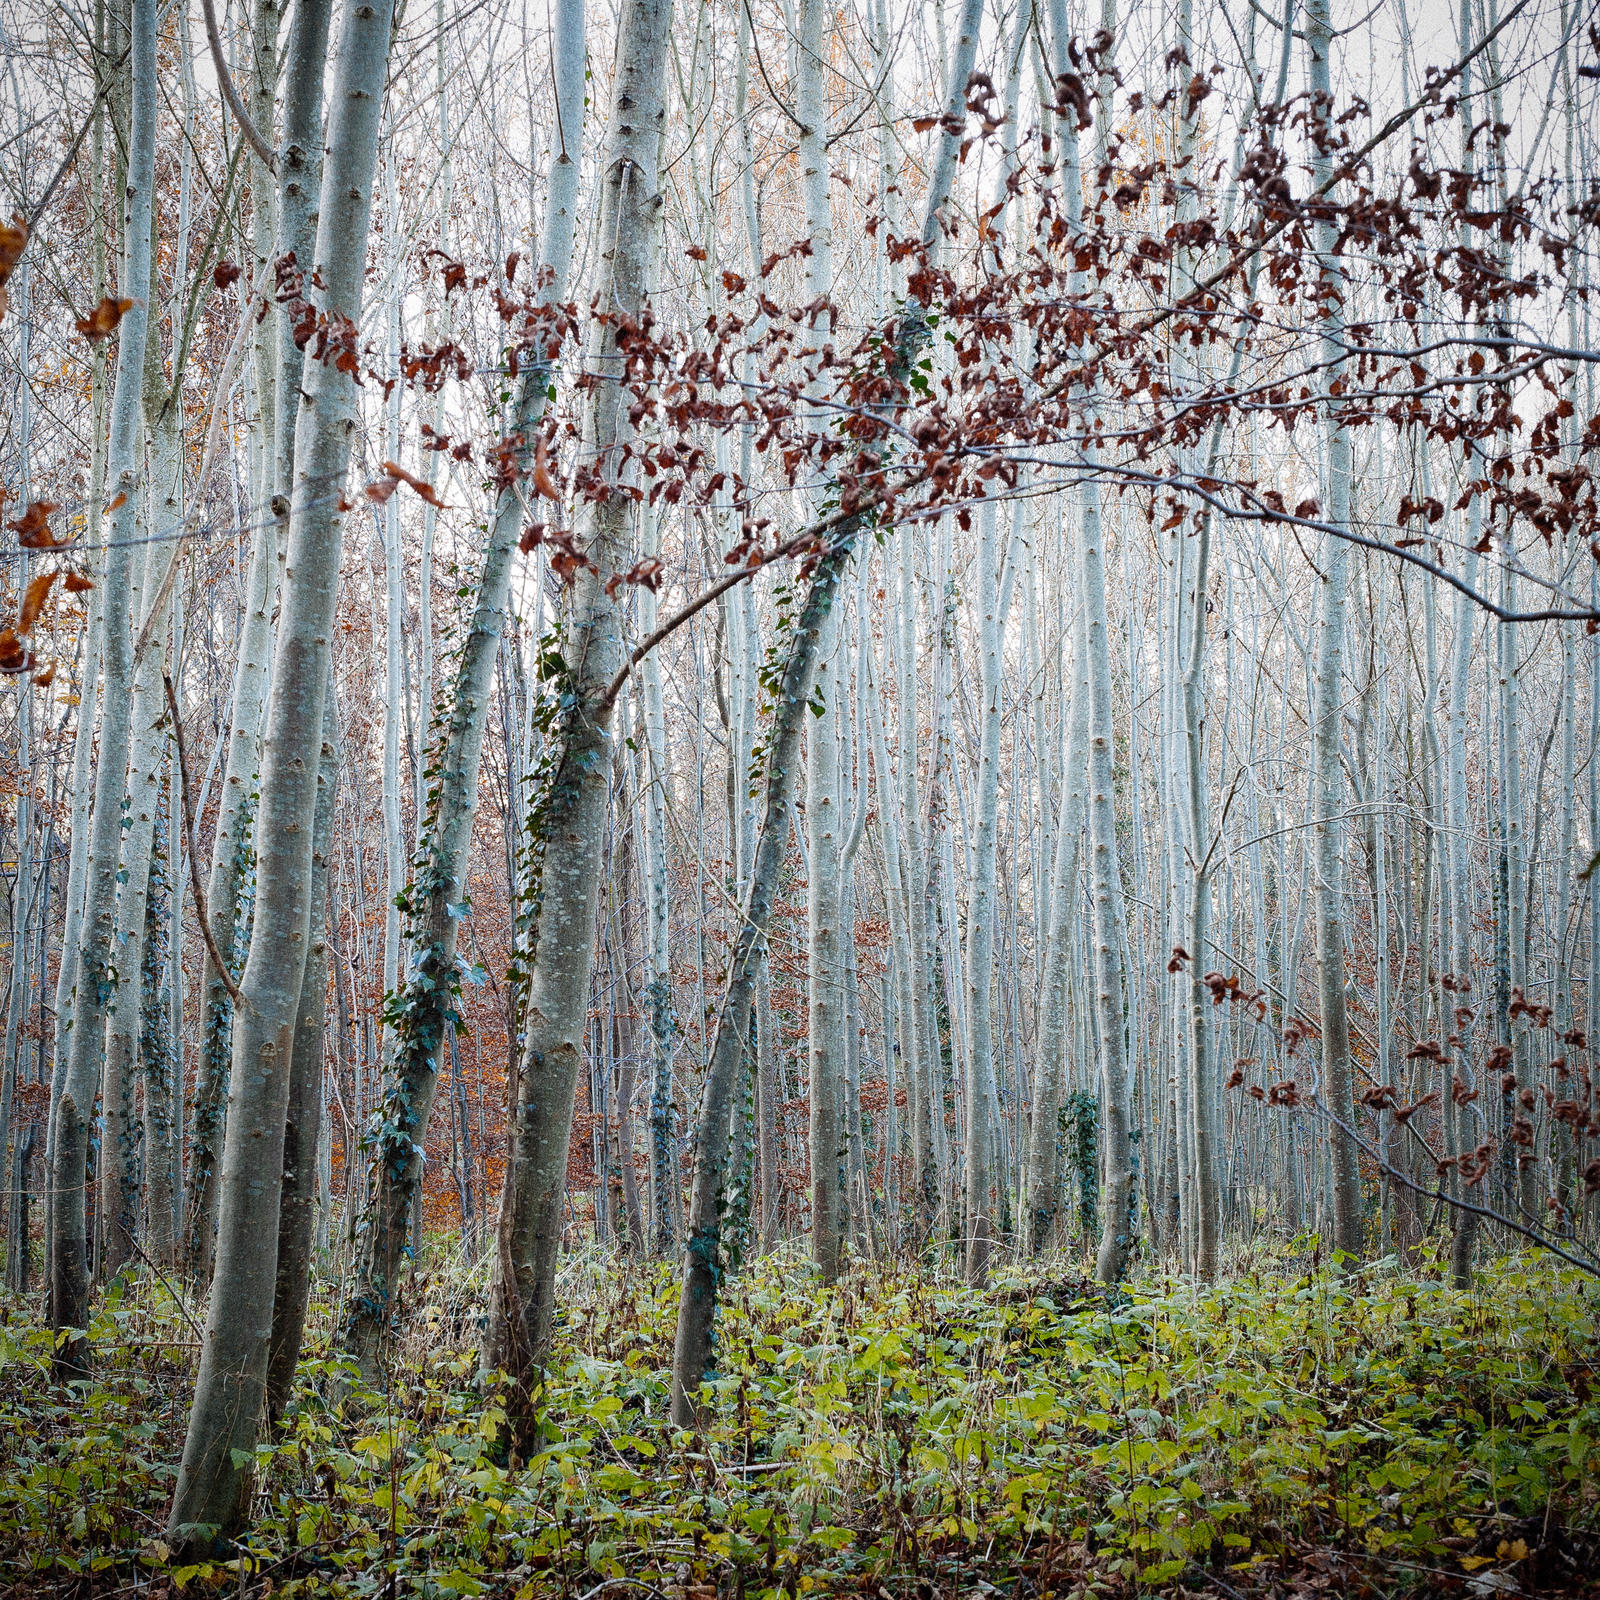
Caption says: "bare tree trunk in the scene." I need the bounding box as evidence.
[168,0,393,1546]
[266,700,339,1425]
[963,491,1004,1283]
[670,0,984,1423]
[184,0,327,1289]
[342,0,585,1368]
[640,513,679,1254]
[48,0,155,1375]
[484,0,673,1413]
[100,343,179,1280]
[1024,579,1086,1254]
[796,0,846,1285]
[671,543,855,1424]
[1304,0,1363,1263]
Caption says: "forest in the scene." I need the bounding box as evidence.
[0,0,1597,1592]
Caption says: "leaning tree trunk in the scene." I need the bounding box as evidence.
[341,0,585,1371]
[670,542,857,1425]
[47,0,156,1376]
[167,0,393,1548]
[670,0,985,1425]
[483,0,674,1416]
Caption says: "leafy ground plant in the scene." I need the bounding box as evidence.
[0,1244,1596,1598]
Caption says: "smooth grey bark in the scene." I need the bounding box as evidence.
[47,0,156,1376]
[342,0,584,1368]
[1304,0,1363,1262]
[1044,0,1137,1284]
[640,513,680,1254]
[484,0,672,1411]
[43,285,105,1298]
[168,0,393,1546]
[670,0,983,1424]
[184,0,331,1289]
[671,545,854,1425]
[1023,574,1086,1254]
[963,492,1004,1283]
[266,700,338,1425]
[100,338,180,1280]
[806,609,846,1280]
[959,6,1025,1282]
[796,0,844,1282]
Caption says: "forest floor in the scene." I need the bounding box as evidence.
[0,1240,1596,1600]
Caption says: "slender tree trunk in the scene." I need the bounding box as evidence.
[168,0,394,1545]
[1304,0,1363,1262]
[48,0,156,1374]
[266,700,339,1425]
[963,491,1005,1283]
[1024,574,1086,1254]
[640,515,679,1254]
[484,0,673,1411]
[141,801,178,1270]
[341,0,585,1367]
[670,0,984,1422]
[795,0,846,1285]
[671,543,856,1423]
[184,0,329,1289]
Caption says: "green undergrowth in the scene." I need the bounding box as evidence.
[1,1243,1597,1598]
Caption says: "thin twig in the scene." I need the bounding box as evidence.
[119,1229,209,1346]
[1313,1101,1600,1280]
[163,673,246,1012]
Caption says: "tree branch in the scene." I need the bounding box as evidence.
[200,0,277,174]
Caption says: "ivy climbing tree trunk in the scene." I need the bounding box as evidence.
[669,0,984,1425]
[484,0,674,1416]
[342,0,585,1372]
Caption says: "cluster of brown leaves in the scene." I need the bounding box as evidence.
[364,459,447,510]
[2,500,95,683]
[75,294,136,341]
[1200,969,1267,1019]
